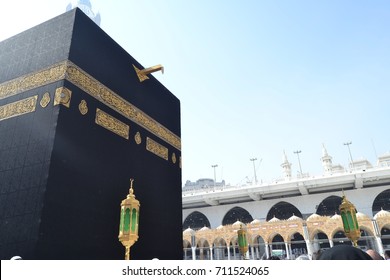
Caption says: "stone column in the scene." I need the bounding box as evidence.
[285,242,290,259]
[372,219,385,258]
[288,243,293,259]
[246,250,250,260]
[265,242,270,259]
[302,222,314,259]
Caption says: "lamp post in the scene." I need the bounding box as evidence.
[293,150,303,177]
[211,164,218,187]
[250,158,257,184]
[343,142,354,170]
[339,192,360,247]
[237,225,248,260]
[118,179,140,260]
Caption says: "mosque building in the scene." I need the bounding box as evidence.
[182,146,390,260]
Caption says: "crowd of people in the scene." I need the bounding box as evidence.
[10,246,390,260]
[265,246,390,260]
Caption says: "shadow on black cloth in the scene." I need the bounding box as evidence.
[318,245,373,260]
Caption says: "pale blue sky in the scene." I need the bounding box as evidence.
[1,1,389,186]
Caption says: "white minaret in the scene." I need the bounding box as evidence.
[66,0,101,26]
[281,151,292,180]
[321,144,333,174]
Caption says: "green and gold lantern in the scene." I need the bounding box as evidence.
[118,179,140,260]
[237,224,248,259]
[339,193,360,247]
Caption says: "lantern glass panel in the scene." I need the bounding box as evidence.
[124,208,131,232]
[341,214,350,232]
[119,208,124,232]
[131,208,137,233]
[238,233,247,247]
[346,211,356,230]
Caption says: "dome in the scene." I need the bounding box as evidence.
[232,220,245,228]
[216,225,225,230]
[250,219,261,225]
[306,213,321,221]
[199,226,210,231]
[356,212,370,220]
[288,214,302,221]
[331,213,341,220]
[183,227,195,234]
[268,216,280,223]
[374,209,390,219]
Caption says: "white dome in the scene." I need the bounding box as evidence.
[250,219,261,225]
[268,216,280,223]
[374,209,390,219]
[356,212,370,220]
[183,227,195,234]
[216,225,225,230]
[331,213,341,220]
[232,220,245,228]
[199,226,210,231]
[306,213,321,221]
[288,214,303,221]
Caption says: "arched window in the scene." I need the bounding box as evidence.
[316,195,342,216]
[222,206,253,225]
[372,189,390,216]
[380,226,390,248]
[332,230,351,246]
[313,231,330,250]
[183,211,210,230]
[266,201,302,221]
[290,232,306,259]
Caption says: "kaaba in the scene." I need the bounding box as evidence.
[0,8,182,260]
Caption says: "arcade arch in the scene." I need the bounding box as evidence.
[372,189,390,216]
[222,206,253,225]
[183,211,210,230]
[289,232,306,258]
[316,195,342,216]
[266,201,302,221]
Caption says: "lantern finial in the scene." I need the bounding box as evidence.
[129,179,134,196]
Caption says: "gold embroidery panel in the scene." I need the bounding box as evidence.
[65,63,181,151]
[172,153,177,164]
[0,95,38,121]
[146,137,168,160]
[79,100,88,115]
[95,108,130,140]
[54,87,72,108]
[40,92,51,108]
[0,62,67,100]
[134,132,142,145]
[0,60,181,150]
